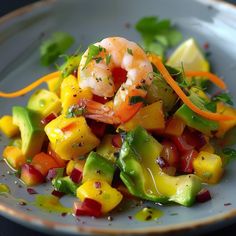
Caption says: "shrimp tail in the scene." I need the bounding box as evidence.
[78,99,121,124]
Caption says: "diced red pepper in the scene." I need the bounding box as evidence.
[112,134,122,148]
[171,135,194,154]
[87,119,107,138]
[70,168,82,184]
[179,149,198,173]
[41,113,57,125]
[160,140,180,168]
[74,198,102,217]
[112,67,127,90]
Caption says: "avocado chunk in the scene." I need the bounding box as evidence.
[52,176,79,195]
[27,89,61,118]
[12,106,45,158]
[83,151,115,185]
[117,126,202,206]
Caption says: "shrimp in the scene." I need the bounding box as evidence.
[78,37,153,123]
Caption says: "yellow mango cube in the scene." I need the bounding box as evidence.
[45,115,100,160]
[216,102,236,138]
[118,100,165,132]
[61,75,92,114]
[3,146,26,170]
[0,116,19,138]
[193,151,223,184]
[77,180,123,213]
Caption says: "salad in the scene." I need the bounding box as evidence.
[0,26,236,219]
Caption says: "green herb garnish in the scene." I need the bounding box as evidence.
[135,16,182,59]
[212,93,234,106]
[82,45,102,69]
[105,54,112,65]
[67,105,85,118]
[127,48,133,55]
[40,32,75,66]
[222,148,236,159]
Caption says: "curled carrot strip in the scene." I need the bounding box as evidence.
[149,55,235,121]
[0,71,60,98]
[185,71,227,90]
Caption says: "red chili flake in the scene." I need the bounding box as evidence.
[128,216,133,220]
[94,181,101,189]
[61,212,67,217]
[224,203,232,206]
[72,69,78,78]
[27,188,38,195]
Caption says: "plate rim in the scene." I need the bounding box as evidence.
[0,0,236,235]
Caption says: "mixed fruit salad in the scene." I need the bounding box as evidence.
[0,25,236,218]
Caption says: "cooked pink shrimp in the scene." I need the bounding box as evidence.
[78,37,153,123]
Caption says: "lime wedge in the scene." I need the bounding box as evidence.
[167,38,209,72]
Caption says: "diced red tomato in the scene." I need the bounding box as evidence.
[179,149,198,173]
[92,95,109,104]
[182,129,206,151]
[160,140,180,168]
[112,67,127,90]
[112,134,122,148]
[171,128,207,153]
[74,198,102,217]
[31,152,60,176]
[171,135,194,154]
[41,113,57,125]
[87,119,107,138]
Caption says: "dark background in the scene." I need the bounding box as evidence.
[0,0,236,235]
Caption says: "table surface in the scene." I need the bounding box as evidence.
[0,0,236,235]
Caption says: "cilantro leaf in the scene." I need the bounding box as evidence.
[135,16,182,59]
[59,53,82,78]
[82,44,101,69]
[222,148,236,165]
[127,48,133,55]
[212,93,234,106]
[40,32,75,66]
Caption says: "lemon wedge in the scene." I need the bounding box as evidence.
[167,38,209,72]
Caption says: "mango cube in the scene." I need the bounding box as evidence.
[193,151,223,184]
[216,102,236,138]
[45,115,100,160]
[60,75,92,114]
[3,146,26,170]
[77,180,123,213]
[0,116,19,138]
[118,100,165,132]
